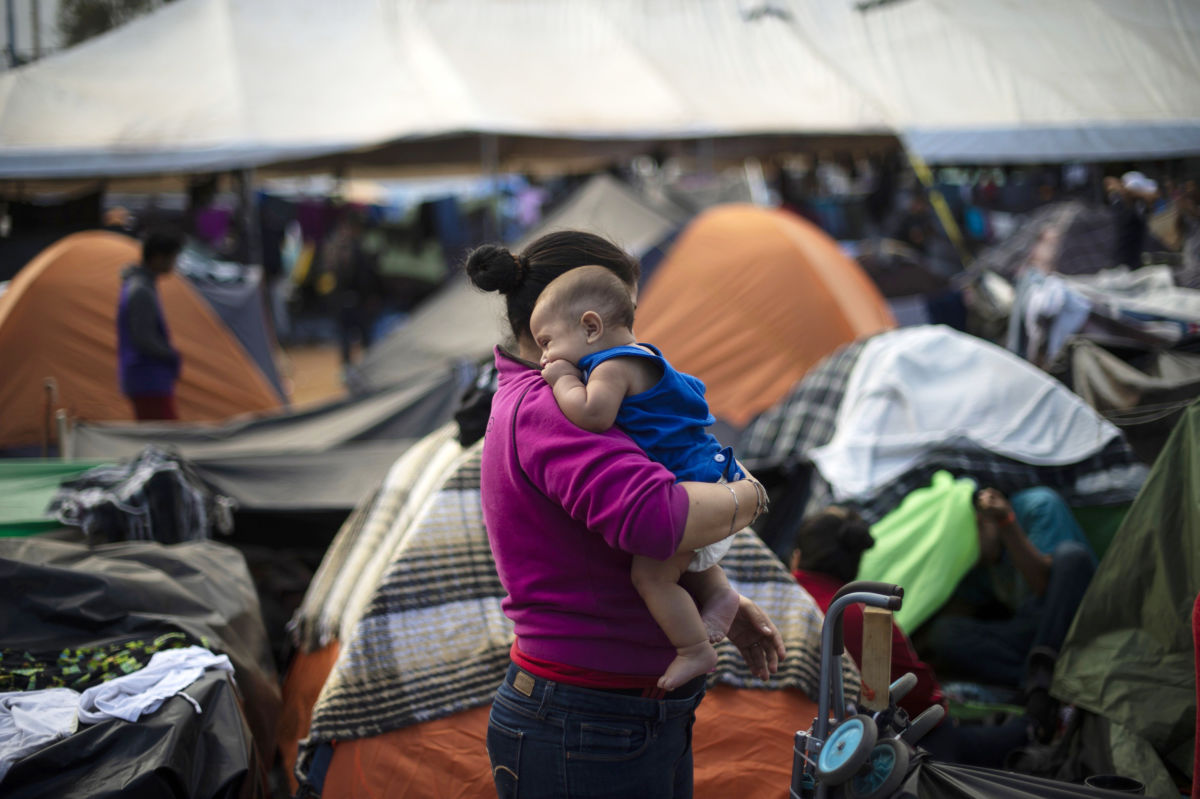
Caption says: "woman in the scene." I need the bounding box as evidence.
[467,231,785,799]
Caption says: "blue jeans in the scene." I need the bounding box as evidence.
[486,663,706,798]
[929,541,1096,687]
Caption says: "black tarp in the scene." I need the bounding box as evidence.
[915,760,1144,798]
[1,671,263,799]
[69,368,465,515]
[0,537,281,780]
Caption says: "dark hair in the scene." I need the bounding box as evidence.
[793,507,875,583]
[465,230,640,342]
[141,228,185,262]
[536,265,636,331]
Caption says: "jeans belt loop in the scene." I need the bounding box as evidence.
[535,676,555,720]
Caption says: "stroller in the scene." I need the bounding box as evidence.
[790,581,1143,799]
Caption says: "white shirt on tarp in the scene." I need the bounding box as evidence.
[77,646,234,725]
[0,687,81,782]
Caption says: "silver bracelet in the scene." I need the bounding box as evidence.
[747,479,769,526]
[722,481,740,537]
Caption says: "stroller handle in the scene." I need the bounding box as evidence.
[831,581,904,605]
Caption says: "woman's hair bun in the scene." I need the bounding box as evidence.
[466,244,524,294]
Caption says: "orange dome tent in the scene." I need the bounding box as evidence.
[0,231,283,450]
[635,205,895,426]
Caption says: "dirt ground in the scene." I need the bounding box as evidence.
[276,345,347,408]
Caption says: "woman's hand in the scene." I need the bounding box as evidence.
[726,594,785,681]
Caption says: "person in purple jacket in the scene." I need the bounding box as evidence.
[467,231,785,799]
[117,228,184,420]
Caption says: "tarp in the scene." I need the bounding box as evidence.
[0,537,281,788]
[0,0,889,179]
[0,232,282,451]
[1060,337,1200,464]
[178,248,287,402]
[915,760,1140,798]
[0,460,106,537]
[1054,399,1200,799]
[736,330,1146,558]
[809,326,1126,501]
[634,204,895,427]
[858,470,981,634]
[782,0,1200,163]
[308,686,821,799]
[2,671,263,799]
[357,175,686,391]
[2,1,1194,177]
[69,369,463,513]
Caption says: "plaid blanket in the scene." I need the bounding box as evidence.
[737,331,1146,526]
[295,443,860,785]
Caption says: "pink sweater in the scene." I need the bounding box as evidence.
[482,348,691,675]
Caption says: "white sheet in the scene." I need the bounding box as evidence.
[809,326,1121,501]
[0,688,80,782]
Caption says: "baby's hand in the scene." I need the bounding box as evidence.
[541,359,583,387]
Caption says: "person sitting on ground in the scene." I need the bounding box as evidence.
[530,265,765,691]
[117,228,185,421]
[926,486,1097,740]
[791,507,1034,766]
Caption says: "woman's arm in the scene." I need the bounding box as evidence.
[675,478,763,554]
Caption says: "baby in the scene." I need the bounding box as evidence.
[530,265,754,690]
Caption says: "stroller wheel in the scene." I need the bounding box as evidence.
[816,714,877,786]
[846,737,910,799]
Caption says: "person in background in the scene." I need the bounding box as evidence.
[1105,171,1159,268]
[791,507,1034,766]
[927,486,1097,742]
[117,228,185,421]
[324,210,380,366]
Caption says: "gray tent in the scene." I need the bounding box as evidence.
[356,175,687,391]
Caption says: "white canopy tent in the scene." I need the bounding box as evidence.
[0,0,890,179]
[0,0,1196,179]
[782,0,1200,163]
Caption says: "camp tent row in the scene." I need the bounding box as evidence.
[0,0,1197,181]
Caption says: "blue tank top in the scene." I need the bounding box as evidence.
[577,344,737,483]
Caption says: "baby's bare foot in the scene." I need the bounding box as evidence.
[701,587,741,644]
[657,640,717,691]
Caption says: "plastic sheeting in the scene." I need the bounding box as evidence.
[69,369,464,513]
[0,538,281,770]
[1054,400,1200,798]
[2,671,263,799]
[810,326,1123,501]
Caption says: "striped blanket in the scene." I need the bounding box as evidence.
[295,440,859,785]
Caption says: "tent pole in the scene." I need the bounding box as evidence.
[29,0,39,61]
[481,134,499,241]
[5,0,18,67]
[236,168,262,266]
